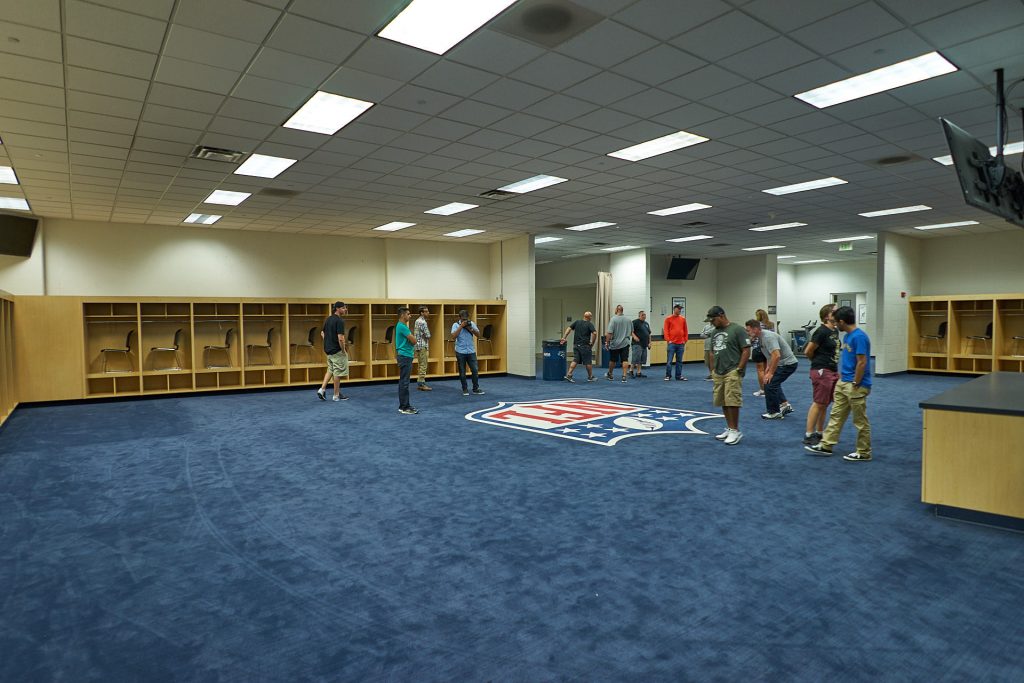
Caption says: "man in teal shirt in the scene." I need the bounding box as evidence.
[395,306,417,414]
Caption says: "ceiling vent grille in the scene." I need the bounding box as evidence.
[190,145,245,163]
[682,221,708,227]
[492,0,604,49]
[258,188,301,198]
[478,189,517,200]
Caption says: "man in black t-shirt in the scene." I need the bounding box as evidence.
[559,311,598,382]
[801,303,839,444]
[629,310,652,378]
[317,301,350,402]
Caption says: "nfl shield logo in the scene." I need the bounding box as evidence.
[465,398,722,446]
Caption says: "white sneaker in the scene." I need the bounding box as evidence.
[724,430,743,445]
[752,390,764,397]
[780,403,794,416]
[715,428,732,441]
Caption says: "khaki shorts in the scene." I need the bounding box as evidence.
[712,368,743,407]
[327,350,349,378]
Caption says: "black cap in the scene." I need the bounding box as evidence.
[333,301,346,310]
[705,305,725,321]
[672,303,682,310]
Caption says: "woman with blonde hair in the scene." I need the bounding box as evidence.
[751,309,775,397]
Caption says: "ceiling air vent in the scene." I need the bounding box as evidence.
[258,188,301,198]
[190,145,245,163]
[682,221,708,227]
[492,0,604,49]
[591,242,608,246]
[710,243,729,247]
[478,189,517,200]
[546,222,572,229]
[874,154,919,166]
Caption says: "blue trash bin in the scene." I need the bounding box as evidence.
[542,340,566,380]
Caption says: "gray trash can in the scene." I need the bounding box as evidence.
[542,340,566,380]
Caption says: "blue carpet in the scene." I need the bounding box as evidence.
[1,368,1023,681]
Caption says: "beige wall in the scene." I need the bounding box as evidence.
[15,218,499,300]
[0,223,45,295]
[650,255,717,328]
[919,230,1024,295]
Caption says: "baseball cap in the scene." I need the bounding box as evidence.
[705,306,725,321]
[333,301,346,309]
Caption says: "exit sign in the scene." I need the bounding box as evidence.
[838,242,853,251]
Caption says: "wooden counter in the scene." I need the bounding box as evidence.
[920,372,1024,520]
[649,337,705,365]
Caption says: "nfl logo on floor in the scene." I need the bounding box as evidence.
[466,398,722,446]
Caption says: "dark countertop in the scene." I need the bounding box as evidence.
[650,334,707,341]
[919,372,1024,417]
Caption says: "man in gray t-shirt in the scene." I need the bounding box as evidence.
[746,319,798,419]
[604,304,632,382]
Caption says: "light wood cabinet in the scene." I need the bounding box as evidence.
[0,291,15,427]
[12,296,506,402]
[908,294,1024,374]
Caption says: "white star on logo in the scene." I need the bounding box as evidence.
[585,431,606,438]
[608,427,628,433]
[560,427,580,433]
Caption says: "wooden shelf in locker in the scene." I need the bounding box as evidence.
[1,294,16,426]
[907,294,1024,375]
[140,303,191,373]
[83,301,140,375]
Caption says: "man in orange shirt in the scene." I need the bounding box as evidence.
[663,303,689,381]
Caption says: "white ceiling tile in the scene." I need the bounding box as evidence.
[439,101,513,128]
[345,38,438,82]
[744,0,864,32]
[84,0,175,20]
[414,61,500,98]
[827,29,935,73]
[717,36,817,80]
[1,0,61,31]
[0,100,65,126]
[792,3,905,54]
[610,89,690,118]
[136,121,204,145]
[66,66,149,100]
[611,44,707,87]
[877,0,984,24]
[64,36,157,80]
[248,48,337,88]
[143,104,213,131]
[489,113,559,138]
[448,29,547,74]
[557,20,660,69]
[233,74,311,108]
[65,0,166,53]
[511,53,603,91]
[564,72,647,106]
[669,11,778,61]
[154,56,240,94]
[0,116,65,140]
[67,110,138,135]
[147,84,225,114]
[472,79,552,110]
[614,0,731,40]
[265,13,363,65]
[0,20,62,62]
[163,25,260,71]
[174,0,280,42]
[384,85,461,116]
[0,53,64,87]
[320,67,404,104]
[915,0,1024,49]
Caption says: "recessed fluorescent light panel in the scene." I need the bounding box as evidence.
[608,130,709,161]
[601,245,637,252]
[777,255,795,259]
[445,229,484,238]
[378,0,517,55]
[565,222,615,232]
[497,175,568,194]
[666,234,714,243]
[425,202,478,215]
[934,141,1023,165]
[374,221,416,232]
[648,203,711,216]
[750,222,806,231]
[184,213,221,225]
[794,52,957,108]
[763,177,847,195]
[0,197,30,211]
[0,166,18,184]
[283,91,374,135]
[822,235,874,243]
[858,205,931,217]
[234,154,297,178]
[793,259,830,264]
[742,245,786,251]
[534,236,562,244]
[204,190,251,205]
[913,221,979,231]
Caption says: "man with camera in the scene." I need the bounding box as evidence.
[450,309,485,397]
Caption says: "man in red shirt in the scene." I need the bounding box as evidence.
[663,304,689,381]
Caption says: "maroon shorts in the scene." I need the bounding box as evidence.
[810,367,839,405]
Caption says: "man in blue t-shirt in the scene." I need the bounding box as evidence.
[450,309,485,396]
[395,306,418,414]
[805,305,873,461]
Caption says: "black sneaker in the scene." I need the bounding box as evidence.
[605,372,613,381]
[586,376,598,382]
[462,389,469,396]
[663,375,671,381]
[563,375,576,383]
[399,407,419,414]
[472,388,485,395]
[317,388,326,401]
[805,443,833,456]
[704,374,712,381]
[677,376,687,381]
[843,452,872,462]
[802,433,822,446]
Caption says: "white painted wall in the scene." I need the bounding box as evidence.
[919,230,1024,295]
[780,258,877,336]
[776,264,798,332]
[499,235,535,377]
[650,255,717,327]
[0,223,45,295]
[29,219,501,299]
[535,253,608,289]
[535,285,594,352]
[876,233,921,374]
[609,248,650,323]
[716,254,775,326]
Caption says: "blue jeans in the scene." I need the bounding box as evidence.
[397,355,412,409]
[666,342,685,378]
[765,362,798,413]
[456,352,479,391]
